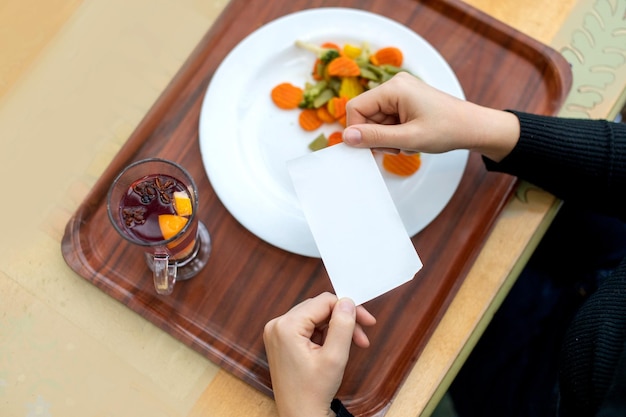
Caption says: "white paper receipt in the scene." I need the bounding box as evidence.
[287,143,423,305]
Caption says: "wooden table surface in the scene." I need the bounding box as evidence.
[2,0,624,416]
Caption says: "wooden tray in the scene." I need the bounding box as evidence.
[61,0,571,415]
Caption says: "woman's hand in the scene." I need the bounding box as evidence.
[263,292,376,417]
[343,72,520,162]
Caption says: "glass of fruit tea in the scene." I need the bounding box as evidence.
[107,158,211,295]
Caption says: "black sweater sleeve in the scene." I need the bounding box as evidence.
[483,111,626,416]
[331,399,354,417]
[558,258,626,417]
[483,111,626,220]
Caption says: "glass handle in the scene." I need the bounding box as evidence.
[153,253,177,295]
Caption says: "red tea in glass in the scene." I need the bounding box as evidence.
[120,174,198,260]
[107,158,211,295]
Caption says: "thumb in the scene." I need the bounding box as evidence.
[323,298,357,360]
[343,124,416,151]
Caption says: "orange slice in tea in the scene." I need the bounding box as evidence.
[173,191,192,217]
[158,214,188,241]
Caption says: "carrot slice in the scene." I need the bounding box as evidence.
[382,153,421,176]
[370,47,403,67]
[271,82,303,109]
[327,131,343,146]
[321,42,341,51]
[311,57,333,81]
[316,106,335,123]
[298,108,323,131]
[327,96,348,119]
[327,56,360,77]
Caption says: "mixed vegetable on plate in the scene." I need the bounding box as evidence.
[271,40,422,177]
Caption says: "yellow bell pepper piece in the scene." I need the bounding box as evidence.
[339,77,364,99]
[342,44,362,59]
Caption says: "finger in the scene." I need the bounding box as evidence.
[343,123,419,152]
[322,298,357,360]
[356,305,377,326]
[352,323,370,348]
[266,292,337,342]
[344,89,387,126]
[346,110,399,128]
[287,292,338,328]
[373,147,401,155]
[352,306,376,348]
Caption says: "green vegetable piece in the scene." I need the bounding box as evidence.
[365,63,384,78]
[308,133,328,151]
[320,49,340,64]
[380,64,406,75]
[312,89,335,108]
[328,77,341,94]
[380,70,393,83]
[359,66,379,81]
[299,80,329,108]
[367,80,381,90]
[354,41,372,66]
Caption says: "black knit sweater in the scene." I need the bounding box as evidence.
[484,111,626,416]
[334,112,626,417]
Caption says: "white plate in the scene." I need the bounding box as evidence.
[199,7,468,258]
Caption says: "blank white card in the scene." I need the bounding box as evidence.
[287,143,422,306]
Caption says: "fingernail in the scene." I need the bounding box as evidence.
[337,298,355,314]
[343,128,362,145]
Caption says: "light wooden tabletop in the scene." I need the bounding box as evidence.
[2,0,624,416]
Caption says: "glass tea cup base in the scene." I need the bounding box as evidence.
[144,221,212,283]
